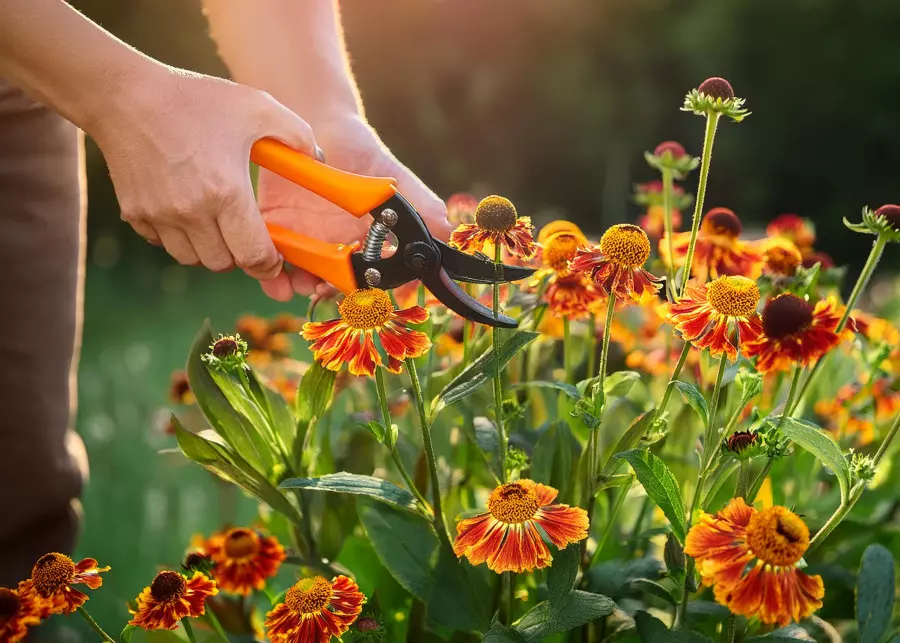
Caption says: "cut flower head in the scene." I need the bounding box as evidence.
[19,552,109,616]
[129,570,217,631]
[450,195,537,260]
[301,288,431,377]
[570,224,662,301]
[196,527,286,595]
[265,575,365,643]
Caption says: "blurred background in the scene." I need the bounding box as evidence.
[58,0,900,635]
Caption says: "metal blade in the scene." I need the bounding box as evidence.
[423,268,519,328]
[435,241,536,284]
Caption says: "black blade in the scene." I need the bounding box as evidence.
[423,268,519,328]
[435,241,536,284]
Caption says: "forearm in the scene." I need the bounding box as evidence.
[203,0,364,127]
[0,0,165,136]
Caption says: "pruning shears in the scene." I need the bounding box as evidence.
[250,138,534,328]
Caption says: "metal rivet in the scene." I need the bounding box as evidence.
[381,208,398,227]
[364,268,382,286]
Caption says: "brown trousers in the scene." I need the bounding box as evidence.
[0,80,88,586]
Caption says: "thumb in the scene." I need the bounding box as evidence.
[394,170,452,241]
[254,92,325,161]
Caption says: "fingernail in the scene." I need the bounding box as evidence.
[314,145,326,163]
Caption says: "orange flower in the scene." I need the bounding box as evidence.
[18,553,109,616]
[544,273,601,320]
[451,196,537,260]
[301,288,431,377]
[758,237,803,278]
[766,214,816,255]
[661,207,763,282]
[537,220,586,245]
[744,295,849,373]
[265,575,365,643]
[668,276,762,362]
[0,585,43,643]
[200,528,286,595]
[168,370,194,405]
[571,224,662,300]
[538,228,588,277]
[446,192,479,227]
[685,498,824,627]
[453,479,588,574]
[640,204,683,238]
[129,571,218,631]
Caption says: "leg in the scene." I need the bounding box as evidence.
[0,79,87,586]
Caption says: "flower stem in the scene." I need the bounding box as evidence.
[679,113,720,298]
[202,607,231,643]
[651,343,691,427]
[375,367,432,514]
[76,606,116,643]
[183,618,199,643]
[563,317,573,383]
[588,474,634,566]
[661,167,677,299]
[725,614,738,643]
[587,313,597,380]
[407,358,451,543]
[502,572,517,626]
[493,244,508,483]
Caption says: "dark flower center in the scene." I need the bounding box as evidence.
[653,141,686,159]
[488,482,540,524]
[762,294,814,339]
[31,553,76,597]
[726,431,757,453]
[223,529,259,559]
[698,77,735,101]
[702,208,743,238]
[182,552,212,571]
[150,571,187,602]
[475,196,518,232]
[212,338,238,358]
[357,617,381,632]
[0,588,20,623]
[875,204,900,231]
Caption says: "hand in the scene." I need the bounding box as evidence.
[94,68,322,280]
[256,115,451,301]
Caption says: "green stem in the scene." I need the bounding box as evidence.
[679,113,721,298]
[375,367,432,513]
[183,618,199,643]
[503,572,516,626]
[589,476,634,566]
[76,606,116,643]
[493,244,508,483]
[563,317,573,383]
[661,167,677,299]
[203,608,231,643]
[587,313,597,381]
[735,459,753,499]
[652,343,691,426]
[725,614,738,643]
[407,358,451,543]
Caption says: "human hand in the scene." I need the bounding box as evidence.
[256,115,451,301]
[94,68,322,280]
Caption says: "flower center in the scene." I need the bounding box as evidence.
[701,208,742,239]
[474,196,518,232]
[725,430,757,454]
[284,577,332,615]
[875,204,900,231]
[538,221,585,244]
[543,233,584,272]
[745,506,809,567]
[150,571,187,603]
[762,294,814,339]
[338,288,394,330]
[31,553,76,597]
[487,482,540,524]
[0,588,20,623]
[705,276,760,317]
[698,77,735,101]
[599,224,651,268]
[223,528,260,559]
[212,337,239,358]
[763,242,802,276]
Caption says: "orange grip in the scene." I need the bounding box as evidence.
[267,223,360,294]
[251,138,397,217]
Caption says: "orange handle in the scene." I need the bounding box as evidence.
[251,138,398,217]
[267,223,360,293]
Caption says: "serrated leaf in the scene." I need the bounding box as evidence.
[512,380,580,399]
[857,544,896,643]
[296,361,336,423]
[431,331,539,417]
[673,381,709,426]
[634,611,713,642]
[616,449,686,543]
[775,416,850,503]
[281,472,420,513]
[483,623,527,643]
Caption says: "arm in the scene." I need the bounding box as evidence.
[0,0,321,280]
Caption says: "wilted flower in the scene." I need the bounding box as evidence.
[129,570,217,631]
[265,575,365,643]
[19,553,109,616]
[571,224,662,300]
[0,586,43,643]
[198,528,286,595]
[451,196,537,260]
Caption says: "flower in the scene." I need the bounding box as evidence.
[451,196,537,260]
[682,76,750,122]
[668,276,762,361]
[199,528,286,595]
[759,237,803,278]
[844,204,900,243]
[570,224,662,300]
[538,220,586,245]
[644,141,699,177]
[202,334,250,372]
[265,575,365,643]
[640,205,684,239]
[236,315,294,367]
[0,586,43,643]
[539,229,588,276]
[18,553,109,615]
[301,288,431,377]
[766,214,816,255]
[446,192,479,227]
[801,252,835,270]
[129,570,218,631]
[169,370,194,405]
[743,295,849,373]
[453,479,588,574]
[544,273,601,320]
[661,208,763,283]
[685,498,824,626]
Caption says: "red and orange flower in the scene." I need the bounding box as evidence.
[685,498,824,627]
[766,214,816,256]
[453,479,588,574]
[570,224,662,301]
[19,552,109,616]
[743,294,851,373]
[446,192,479,227]
[544,273,601,320]
[0,585,43,643]
[198,527,286,595]
[661,207,763,283]
[668,276,762,361]
[265,575,365,643]
[129,570,218,631]
[451,196,537,261]
[301,288,431,377]
[758,237,803,278]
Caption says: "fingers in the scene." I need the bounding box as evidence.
[184,217,235,273]
[217,192,283,281]
[156,226,200,266]
[254,91,320,159]
[260,271,295,302]
[127,219,163,246]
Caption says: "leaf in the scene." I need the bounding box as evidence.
[603,371,642,398]
[428,541,493,632]
[531,422,580,499]
[857,544,896,643]
[634,611,713,642]
[512,380,580,399]
[673,381,709,426]
[547,544,581,607]
[280,472,421,513]
[360,420,386,443]
[483,622,527,643]
[516,593,615,643]
[474,417,501,465]
[431,331,539,417]
[296,361,336,423]
[120,624,136,643]
[775,416,851,503]
[616,449,686,543]
[207,367,279,469]
[629,579,677,606]
[600,410,657,479]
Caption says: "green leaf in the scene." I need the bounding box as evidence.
[360,420,386,443]
[547,544,581,606]
[428,541,493,632]
[512,380,580,399]
[616,449,686,543]
[673,381,709,426]
[775,416,851,503]
[603,370,642,398]
[483,622,527,643]
[296,361,336,422]
[634,611,712,642]
[531,422,580,499]
[857,544,896,643]
[207,367,279,469]
[600,410,657,479]
[515,592,615,643]
[474,417,501,465]
[281,472,421,513]
[746,625,813,641]
[120,624,136,643]
[431,331,539,417]
[629,579,677,606]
